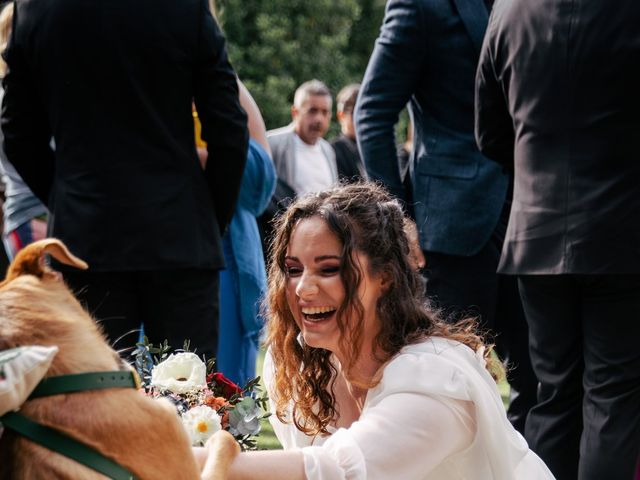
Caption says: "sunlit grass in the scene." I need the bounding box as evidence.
[256,419,281,450]
[255,348,282,450]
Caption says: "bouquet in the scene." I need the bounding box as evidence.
[133,338,269,450]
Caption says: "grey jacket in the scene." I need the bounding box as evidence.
[267,125,337,193]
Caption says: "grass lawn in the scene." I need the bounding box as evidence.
[254,349,511,450]
[255,349,281,450]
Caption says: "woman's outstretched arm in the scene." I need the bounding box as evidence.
[227,450,305,480]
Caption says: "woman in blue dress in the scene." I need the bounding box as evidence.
[215,82,276,386]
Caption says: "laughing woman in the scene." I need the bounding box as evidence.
[203,182,553,479]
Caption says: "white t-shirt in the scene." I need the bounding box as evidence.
[263,337,554,480]
[291,136,335,196]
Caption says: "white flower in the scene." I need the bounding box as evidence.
[150,352,206,394]
[181,405,222,446]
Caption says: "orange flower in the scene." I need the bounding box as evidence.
[204,395,228,411]
[221,410,230,430]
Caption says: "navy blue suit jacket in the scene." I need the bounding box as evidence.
[356,0,508,256]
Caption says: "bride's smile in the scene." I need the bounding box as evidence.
[284,215,385,355]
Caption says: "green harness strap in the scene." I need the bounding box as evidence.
[29,370,140,399]
[0,370,140,480]
[1,412,137,480]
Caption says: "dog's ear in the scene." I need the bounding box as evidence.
[2,238,88,284]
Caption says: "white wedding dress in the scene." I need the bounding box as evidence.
[263,337,554,479]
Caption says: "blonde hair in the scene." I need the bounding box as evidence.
[0,2,14,77]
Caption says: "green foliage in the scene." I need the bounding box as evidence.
[215,0,385,138]
[133,337,172,385]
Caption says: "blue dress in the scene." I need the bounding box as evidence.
[217,139,276,386]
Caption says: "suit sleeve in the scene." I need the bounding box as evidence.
[193,0,248,233]
[1,4,55,206]
[474,21,514,169]
[355,0,427,202]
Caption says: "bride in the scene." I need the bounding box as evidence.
[202,182,553,479]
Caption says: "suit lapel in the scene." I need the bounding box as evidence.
[452,0,489,53]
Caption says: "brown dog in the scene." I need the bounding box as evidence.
[0,239,238,479]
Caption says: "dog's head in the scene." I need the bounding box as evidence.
[0,239,120,375]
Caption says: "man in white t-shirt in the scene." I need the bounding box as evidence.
[267,80,338,197]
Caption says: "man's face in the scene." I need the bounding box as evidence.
[292,94,332,145]
[338,110,355,139]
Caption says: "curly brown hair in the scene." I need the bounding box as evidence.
[265,182,494,437]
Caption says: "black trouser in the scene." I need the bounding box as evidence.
[63,269,220,361]
[519,275,640,480]
[423,222,537,435]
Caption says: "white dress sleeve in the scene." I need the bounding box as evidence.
[263,346,476,479]
[301,393,475,479]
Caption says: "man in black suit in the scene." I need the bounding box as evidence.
[1,0,248,360]
[476,1,640,478]
[356,0,537,435]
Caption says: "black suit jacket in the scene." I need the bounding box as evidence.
[330,135,365,182]
[1,0,248,271]
[476,0,640,274]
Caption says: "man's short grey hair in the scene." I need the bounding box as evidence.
[293,79,332,109]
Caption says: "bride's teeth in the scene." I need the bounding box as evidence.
[302,306,335,315]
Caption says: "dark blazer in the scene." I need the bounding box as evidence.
[1,0,248,271]
[331,135,366,182]
[475,0,640,274]
[355,0,508,256]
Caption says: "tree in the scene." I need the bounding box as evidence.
[216,0,385,137]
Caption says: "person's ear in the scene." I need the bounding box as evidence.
[291,105,298,121]
[378,270,392,292]
[337,110,345,122]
